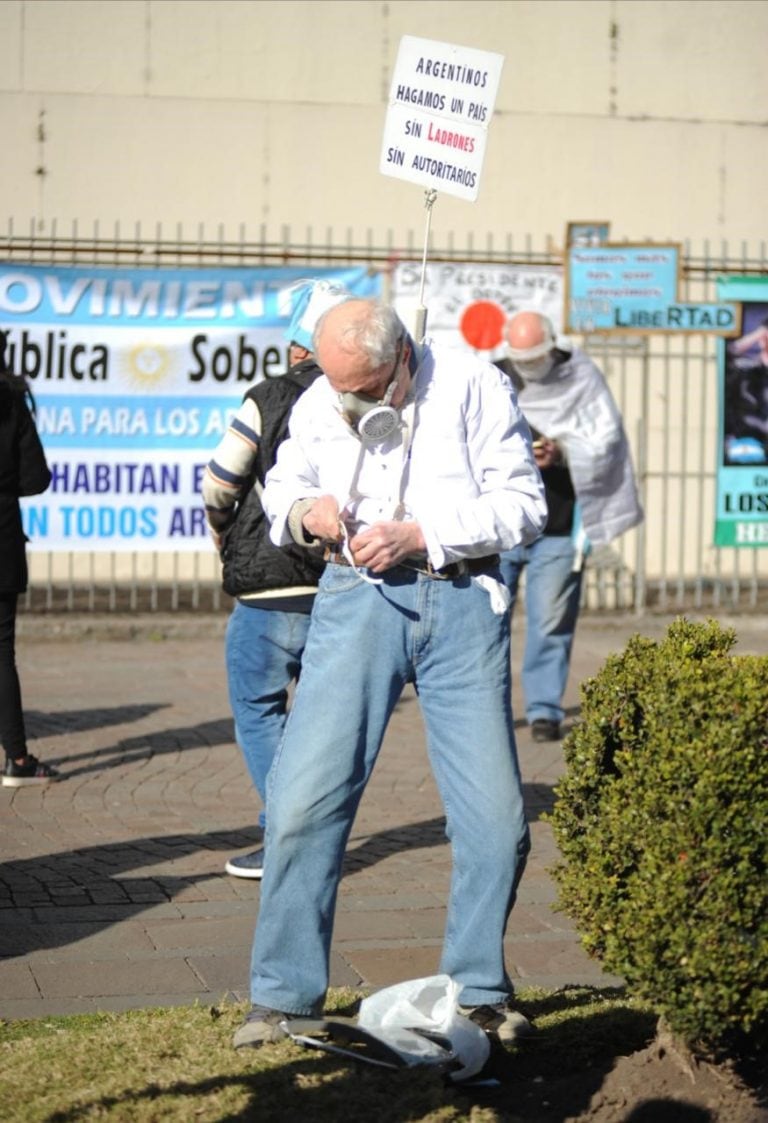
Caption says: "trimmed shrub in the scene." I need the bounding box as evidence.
[549,617,768,1049]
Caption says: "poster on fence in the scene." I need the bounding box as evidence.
[390,260,564,362]
[2,263,381,551]
[715,275,768,547]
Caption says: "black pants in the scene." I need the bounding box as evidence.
[0,593,26,760]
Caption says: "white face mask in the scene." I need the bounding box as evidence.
[512,355,555,383]
[338,380,400,441]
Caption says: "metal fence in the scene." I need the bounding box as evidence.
[5,219,768,616]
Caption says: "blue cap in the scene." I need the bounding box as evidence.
[284,279,351,350]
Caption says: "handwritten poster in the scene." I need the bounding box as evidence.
[380,36,504,202]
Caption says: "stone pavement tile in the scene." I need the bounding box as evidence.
[1,922,154,959]
[145,915,254,952]
[505,902,569,936]
[341,945,442,987]
[30,958,203,999]
[505,936,617,984]
[186,951,249,994]
[332,909,423,942]
[336,891,444,912]
[329,950,364,989]
[175,899,258,919]
[516,878,559,906]
[0,960,40,1000]
[399,909,447,940]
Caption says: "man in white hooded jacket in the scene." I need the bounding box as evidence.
[498,310,643,743]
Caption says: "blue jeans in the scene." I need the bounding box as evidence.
[499,536,583,725]
[225,600,312,830]
[249,563,530,1014]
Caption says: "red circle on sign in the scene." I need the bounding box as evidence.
[459,301,506,351]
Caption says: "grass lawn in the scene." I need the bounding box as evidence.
[0,986,658,1122]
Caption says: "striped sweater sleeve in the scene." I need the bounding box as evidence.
[201,396,262,546]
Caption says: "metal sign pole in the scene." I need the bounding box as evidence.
[413,189,437,344]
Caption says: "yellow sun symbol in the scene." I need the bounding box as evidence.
[121,342,172,388]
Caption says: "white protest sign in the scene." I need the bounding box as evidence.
[380,36,504,202]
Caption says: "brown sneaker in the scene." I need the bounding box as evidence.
[233,1005,291,1049]
[458,1001,535,1042]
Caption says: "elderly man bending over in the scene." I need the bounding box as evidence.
[233,297,547,1049]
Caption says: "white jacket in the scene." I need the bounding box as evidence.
[517,347,643,545]
[263,341,547,571]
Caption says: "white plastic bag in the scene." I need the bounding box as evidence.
[357,973,490,1081]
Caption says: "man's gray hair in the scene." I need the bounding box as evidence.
[313,298,405,368]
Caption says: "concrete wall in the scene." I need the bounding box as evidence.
[1,0,765,246]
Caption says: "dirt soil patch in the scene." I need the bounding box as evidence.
[471,1031,767,1122]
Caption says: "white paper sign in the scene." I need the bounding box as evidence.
[380,36,504,202]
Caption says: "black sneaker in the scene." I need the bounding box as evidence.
[224,848,264,879]
[2,755,61,788]
[233,1005,291,1048]
[458,1001,535,1043]
[530,719,561,743]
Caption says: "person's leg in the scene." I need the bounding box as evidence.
[0,593,59,786]
[413,574,530,1008]
[246,566,413,1017]
[224,600,310,830]
[520,536,583,727]
[0,594,25,760]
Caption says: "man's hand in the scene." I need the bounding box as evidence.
[533,437,562,469]
[302,495,343,542]
[349,521,426,573]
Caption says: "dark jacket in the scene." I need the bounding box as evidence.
[0,376,52,593]
[220,360,325,598]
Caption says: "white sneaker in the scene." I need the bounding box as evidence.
[224,848,264,879]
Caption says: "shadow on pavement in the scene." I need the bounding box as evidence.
[0,827,261,958]
[26,704,170,741]
[24,715,237,778]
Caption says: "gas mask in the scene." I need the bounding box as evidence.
[338,378,401,441]
[337,336,406,442]
[512,355,556,383]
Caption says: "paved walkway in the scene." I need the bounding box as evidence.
[2,611,764,1019]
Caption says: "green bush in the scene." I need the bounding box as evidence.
[549,617,768,1050]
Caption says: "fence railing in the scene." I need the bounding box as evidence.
[6,220,768,616]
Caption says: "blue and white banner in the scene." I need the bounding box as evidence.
[4,264,381,550]
[715,275,768,547]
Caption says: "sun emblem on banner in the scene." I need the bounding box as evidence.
[121,342,173,388]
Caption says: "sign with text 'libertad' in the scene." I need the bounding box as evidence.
[379,36,504,202]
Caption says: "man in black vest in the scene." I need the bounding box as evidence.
[202,281,350,878]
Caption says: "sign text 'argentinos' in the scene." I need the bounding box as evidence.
[380,36,504,202]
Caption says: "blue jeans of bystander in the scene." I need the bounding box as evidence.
[499,536,583,726]
[248,562,530,1015]
[225,599,311,830]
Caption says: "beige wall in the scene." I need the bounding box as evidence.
[4,0,767,597]
[0,0,765,245]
